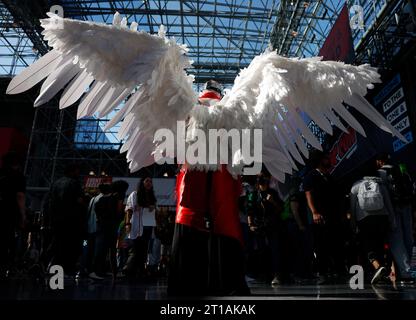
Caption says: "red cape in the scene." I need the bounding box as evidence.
[176,165,243,245]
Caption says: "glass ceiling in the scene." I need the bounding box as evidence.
[2,1,391,83]
[1,0,394,150]
[60,0,282,87]
[0,2,38,75]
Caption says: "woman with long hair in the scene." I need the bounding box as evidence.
[124,176,157,277]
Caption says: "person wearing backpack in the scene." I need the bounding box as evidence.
[376,153,414,282]
[350,175,396,284]
[90,180,129,281]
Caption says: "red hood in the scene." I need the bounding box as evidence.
[198,90,221,106]
[199,90,221,100]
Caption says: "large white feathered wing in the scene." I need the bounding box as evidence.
[7,12,197,172]
[201,51,406,181]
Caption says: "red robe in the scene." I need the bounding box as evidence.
[175,90,243,245]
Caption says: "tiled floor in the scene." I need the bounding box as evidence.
[1,276,415,300]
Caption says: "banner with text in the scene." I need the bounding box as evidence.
[373,74,413,152]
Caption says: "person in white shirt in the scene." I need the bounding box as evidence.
[123,176,157,277]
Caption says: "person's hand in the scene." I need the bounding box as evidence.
[249,225,257,232]
[298,224,306,232]
[312,212,324,224]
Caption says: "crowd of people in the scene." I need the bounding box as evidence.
[0,149,415,293]
[239,151,416,286]
[0,157,175,283]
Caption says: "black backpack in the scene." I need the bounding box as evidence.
[94,194,117,224]
[379,165,413,204]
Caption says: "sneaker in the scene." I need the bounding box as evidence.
[271,276,281,286]
[89,272,104,280]
[371,267,387,285]
[316,274,329,285]
[398,277,415,285]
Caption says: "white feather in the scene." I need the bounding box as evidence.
[262,148,292,174]
[104,89,143,131]
[214,51,397,177]
[6,50,61,94]
[332,104,366,137]
[82,83,112,117]
[7,13,399,177]
[130,21,138,31]
[324,109,349,133]
[118,113,135,140]
[264,160,286,182]
[98,87,131,118]
[60,70,94,109]
[120,17,128,28]
[345,93,407,142]
[112,12,121,26]
[280,111,309,158]
[77,82,104,119]
[34,60,80,107]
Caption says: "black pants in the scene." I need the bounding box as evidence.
[47,225,83,275]
[168,223,249,296]
[93,226,118,276]
[312,220,346,275]
[86,233,96,273]
[40,228,53,267]
[357,215,391,268]
[0,223,15,276]
[123,228,153,277]
[266,224,286,278]
[294,224,314,278]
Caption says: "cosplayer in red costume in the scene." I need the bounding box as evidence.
[168,80,249,296]
[6,10,405,298]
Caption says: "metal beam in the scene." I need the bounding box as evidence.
[2,0,49,54]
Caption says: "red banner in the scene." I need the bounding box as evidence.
[84,176,112,195]
[328,127,358,173]
[0,128,28,166]
[319,4,355,63]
